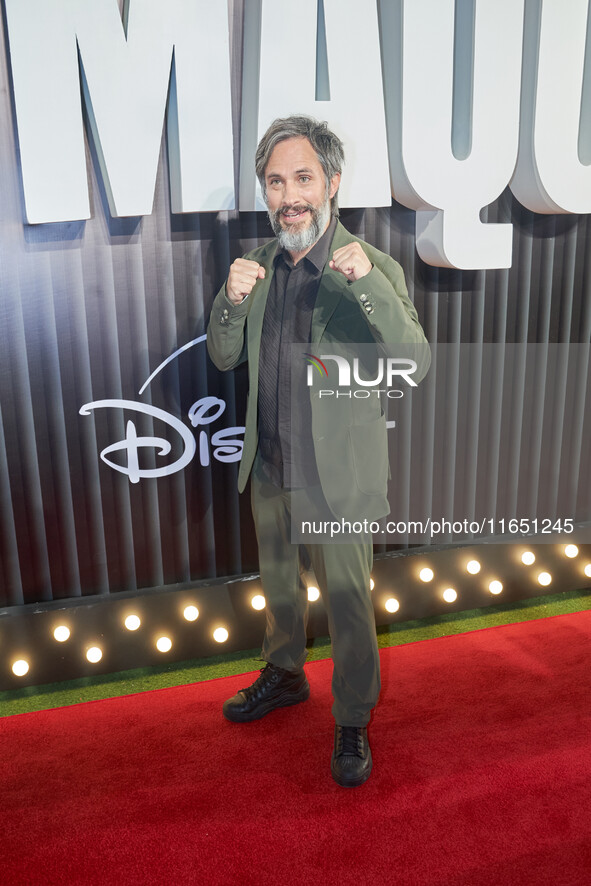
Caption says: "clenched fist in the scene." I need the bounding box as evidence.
[329,242,372,282]
[226,258,266,305]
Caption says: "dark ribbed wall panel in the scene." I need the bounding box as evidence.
[1,2,590,607]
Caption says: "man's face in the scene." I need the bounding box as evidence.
[264,137,340,255]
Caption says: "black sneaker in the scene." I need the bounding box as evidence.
[331,725,372,787]
[222,662,310,723]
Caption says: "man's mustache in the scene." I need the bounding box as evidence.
[273,203,315,222]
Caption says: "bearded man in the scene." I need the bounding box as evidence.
[207,115,429,787]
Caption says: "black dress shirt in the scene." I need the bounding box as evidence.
[258,217,337,487]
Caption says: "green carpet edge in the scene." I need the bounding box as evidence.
[1,587,590,718]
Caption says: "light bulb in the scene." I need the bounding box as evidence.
[521,551,535,566]
[251,595,266,611]
[156,636,172,653]
[419,567,434,582]
[53,625,70,642]
[564,544,579,558]
[183,605,199,622]
[86,646,102,663]
[213,627,229,643]
[466,560,481,575]
[443,588,458,603]
[307,586,320,602]
[125,615,141,631]
[12,660,29,677]
[385,597,399,613]
[538,572,552,586]
[489,580,503,595]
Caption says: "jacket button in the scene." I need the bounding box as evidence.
[360,294,368,303]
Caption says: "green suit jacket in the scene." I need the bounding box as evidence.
[207,221,430,521]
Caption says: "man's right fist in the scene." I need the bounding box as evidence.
[226,258,266,305]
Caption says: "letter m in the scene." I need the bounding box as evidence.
[4,0,234,223]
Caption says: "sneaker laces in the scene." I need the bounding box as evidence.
[240,663,281,700]
[337,726,364,757]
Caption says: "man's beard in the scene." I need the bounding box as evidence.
[268,194,331,253]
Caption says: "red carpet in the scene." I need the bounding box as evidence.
[2,612,591,886]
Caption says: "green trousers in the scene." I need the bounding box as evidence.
[251,456,381,726]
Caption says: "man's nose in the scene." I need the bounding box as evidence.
[283,180,300,205]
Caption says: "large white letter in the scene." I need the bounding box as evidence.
[385,0,524,269]
[5,0,234,222]
[239,0,390,210]
[511,0,591,214]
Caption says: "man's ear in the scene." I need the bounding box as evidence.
[329,172,341,201]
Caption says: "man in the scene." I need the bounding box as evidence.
[207,115,429,787]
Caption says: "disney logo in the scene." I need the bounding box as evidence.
[79,335,244,483]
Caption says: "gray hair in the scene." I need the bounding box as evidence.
[255,115,345,216]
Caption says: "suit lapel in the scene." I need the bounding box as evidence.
[311,221,355,344]
[246,240,278,383]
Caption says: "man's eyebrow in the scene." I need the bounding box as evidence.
[265,166,316,178]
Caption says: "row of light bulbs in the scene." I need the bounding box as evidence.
[402,545,589,610]
[9,604,228,678]
[8,545,590,678]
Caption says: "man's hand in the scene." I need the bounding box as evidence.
[329,243,372,282]
[226,258,266,305]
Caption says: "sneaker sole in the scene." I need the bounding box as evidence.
[330,748,373,788]
[222,682,310,723]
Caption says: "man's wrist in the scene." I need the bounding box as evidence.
[223,290,249,312]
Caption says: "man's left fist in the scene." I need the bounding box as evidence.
[329,242,372,282]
